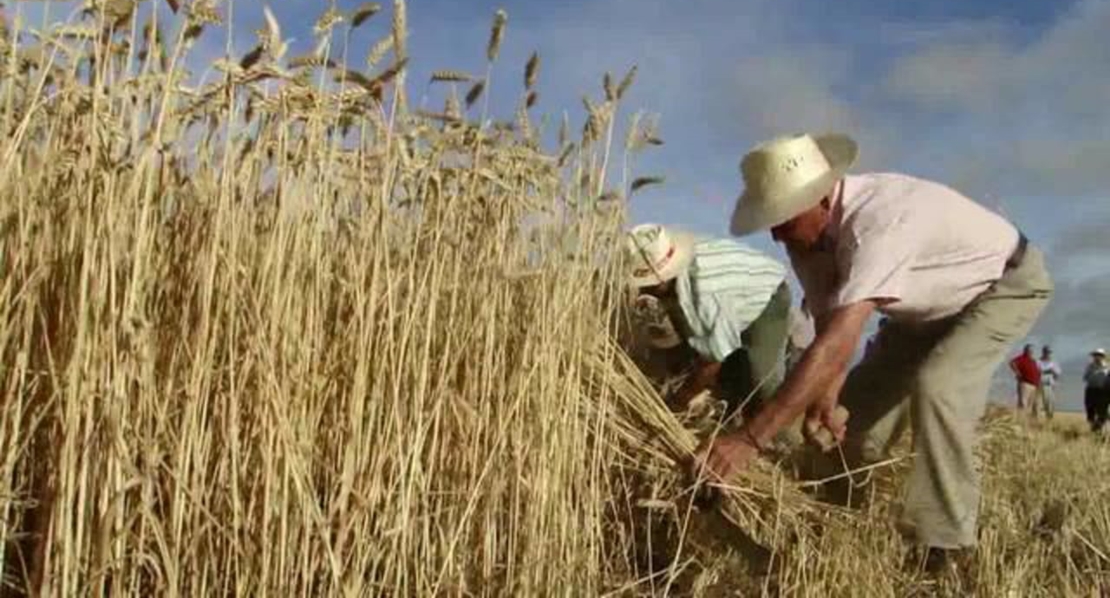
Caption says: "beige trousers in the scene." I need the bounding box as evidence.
[837,246,1052,548]
[1034,385,1055,419]
[1016,381,1037,411]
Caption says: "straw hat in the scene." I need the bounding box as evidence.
[1093,348,1106,357]
[625,223,697,288]
[729,132,858,236]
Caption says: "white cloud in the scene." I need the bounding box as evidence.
[882,38,1012,111]
[879,0,1110,197]
[702,46,904,174]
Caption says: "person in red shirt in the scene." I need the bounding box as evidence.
[1009,344,1041,412]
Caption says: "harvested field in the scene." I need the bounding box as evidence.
[0,2,1107,596]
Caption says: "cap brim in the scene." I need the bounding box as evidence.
[629,230,699,287]
[729,133,858,237]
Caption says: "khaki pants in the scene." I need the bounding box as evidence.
[1034,385,1055,419]
[836,246,1052,548]
[1016,381,1037,412]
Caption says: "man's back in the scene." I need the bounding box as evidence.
[1011,353,1041,386]
[675,238,785,362]
[790,172,1020,323]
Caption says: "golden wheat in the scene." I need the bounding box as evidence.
[0,2,1106,597]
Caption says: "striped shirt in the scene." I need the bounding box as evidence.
[674,239,786,362]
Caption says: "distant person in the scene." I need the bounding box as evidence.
[1035,346,1060,420]
[1083,349,1110,433]
[1009,344,1041,414]
[625,223,791,421]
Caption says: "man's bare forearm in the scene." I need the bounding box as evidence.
[742,336,851,445]
[814,312,832,336]
[741,302,875,446]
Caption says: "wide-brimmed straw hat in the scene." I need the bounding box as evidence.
[1093,348,1107,357]
[625,223,697,288]
[729,132,858,236]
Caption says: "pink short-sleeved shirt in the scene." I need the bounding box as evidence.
[789,173,1020,323]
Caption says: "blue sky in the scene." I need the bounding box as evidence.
[10,0,1109,410]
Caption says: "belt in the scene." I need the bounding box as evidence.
[1005,232,1028,271]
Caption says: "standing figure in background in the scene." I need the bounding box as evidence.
[1083,349,1110,433]
[1034,346,1059,420]
[1009,344,1040,414]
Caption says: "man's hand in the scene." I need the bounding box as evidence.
[804,401,849,452]
[804,370,851,451]
[690,431,760,486]
[739,300,875,453]
[668,359,722,412]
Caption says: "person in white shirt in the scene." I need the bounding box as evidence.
[1035,346,1060,420]
[694,132,1052,574]
[1083,349,1110,433]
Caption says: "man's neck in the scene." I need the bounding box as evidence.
[814,180,845,253]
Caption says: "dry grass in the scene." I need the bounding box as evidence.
[614,389,1110,596]
[1,2,1108,597]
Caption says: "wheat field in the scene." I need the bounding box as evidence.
[0,1,1107,596]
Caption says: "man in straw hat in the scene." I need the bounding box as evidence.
[1083,348,1110,433]
[625,223,793,423]
[692,132,1053,572]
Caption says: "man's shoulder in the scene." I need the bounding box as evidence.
[839,174,918,236]
[848,171,954,192]
[682,239,785,304]
[692,238,783,268]
[693,236,765,254]
[844,172,973,214]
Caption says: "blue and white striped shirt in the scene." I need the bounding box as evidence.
[675,238,786,362]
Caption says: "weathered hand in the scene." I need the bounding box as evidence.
[804,399,849,452]
[690,431,759,487]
